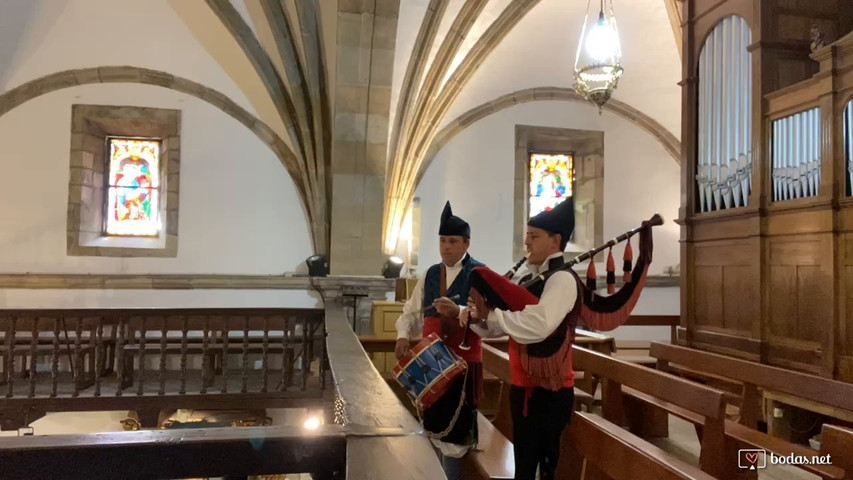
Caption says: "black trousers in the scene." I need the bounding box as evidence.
[509,385,574,480]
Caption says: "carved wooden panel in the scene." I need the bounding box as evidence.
[767,236,831,372]
[722,266,755,332]
[694,265,723,328]
[769,264,798,338]
[762,0,842,91]
[693,240,758,331]
[840,355,853,383]
[843,236,853,360]
[766,337,823,374]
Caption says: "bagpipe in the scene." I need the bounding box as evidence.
[464,213,663,336]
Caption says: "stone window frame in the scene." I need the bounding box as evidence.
[67,104,180,257]
[513,125,604,259]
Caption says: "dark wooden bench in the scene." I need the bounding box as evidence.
[820,424,853,476]
[468,412,514,479]
[593,315,680,366]
[480,343,718,480]
[571,345,730,478]
[622,314,680,343]
[650,341,853,427]
[642,341,853,479]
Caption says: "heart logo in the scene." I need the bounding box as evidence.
[745,453,758,464]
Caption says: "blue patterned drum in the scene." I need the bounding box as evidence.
[393,333,467,409]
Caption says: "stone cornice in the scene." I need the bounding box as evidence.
[0,273,677,289]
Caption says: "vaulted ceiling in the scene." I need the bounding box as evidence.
[0,0,682,255]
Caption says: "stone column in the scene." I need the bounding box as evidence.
[330,0,399,275]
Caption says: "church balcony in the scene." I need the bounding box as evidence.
[0,303,447,479]
[0,308,328,430]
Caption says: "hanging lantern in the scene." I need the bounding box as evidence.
[574,0,623,113]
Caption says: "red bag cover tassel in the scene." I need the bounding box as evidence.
[586,255,597,291]
[606,248,616,294]
[622,240,633,283]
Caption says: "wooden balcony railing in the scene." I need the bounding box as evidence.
[0,308,326,429]
[0,303,447,480]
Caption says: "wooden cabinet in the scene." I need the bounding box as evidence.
[370,301,404,373]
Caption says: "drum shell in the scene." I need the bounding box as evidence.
[393,333,467,409]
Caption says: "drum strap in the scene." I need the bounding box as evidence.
[415,367,468,440]
[439,264,451,341]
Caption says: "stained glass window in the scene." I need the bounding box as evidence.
[529,153,574,218]
[105,137,161,236]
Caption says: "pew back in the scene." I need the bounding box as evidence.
[481,343,721,480]
[650,342,853,416]
[573,346,728,422]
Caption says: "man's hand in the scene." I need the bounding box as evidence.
[433,296,460,318]
[394,338,411,361]
[468,289,490,320]
[459,307,471,328]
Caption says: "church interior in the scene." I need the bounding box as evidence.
[0,0,852,478]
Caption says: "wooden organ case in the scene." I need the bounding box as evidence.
[679,0,853,381]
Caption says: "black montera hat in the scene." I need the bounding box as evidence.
[527,197,575,248]
[438,201,471,238]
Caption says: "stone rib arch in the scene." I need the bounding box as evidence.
[415,87,681,187]
[0,66,319,251]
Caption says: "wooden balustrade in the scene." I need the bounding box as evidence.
[0,303,448,479]
[0,308,326,430]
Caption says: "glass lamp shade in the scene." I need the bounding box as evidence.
[574,1,623,112]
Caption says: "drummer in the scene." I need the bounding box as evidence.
[395,201,486,480]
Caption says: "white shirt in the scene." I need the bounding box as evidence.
[395,254,469,340]
[470,252,578,344]
[394,254,472,457]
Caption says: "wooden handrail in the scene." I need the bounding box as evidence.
[324,305,446,479]
[0,308,324,317]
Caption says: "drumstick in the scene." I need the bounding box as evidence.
[420,294,461,314]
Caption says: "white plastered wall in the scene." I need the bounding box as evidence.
[414,100,680,340]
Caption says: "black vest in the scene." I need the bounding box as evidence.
[520,255,576,357]
[422,254,484,310]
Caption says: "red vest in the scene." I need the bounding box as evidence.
[508,338,573,388]
[423,315,482,363]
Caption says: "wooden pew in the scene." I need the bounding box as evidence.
[612,315,680,366]
[622,315,680,344]
[650,341,853,427]
[566,412,717,480]
[820,424,853,477]
[468,412,514,480]
[571,345,730,478]
[644,342,853,479]
[480,343,718,480]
